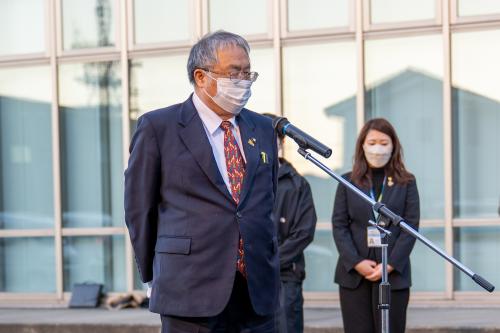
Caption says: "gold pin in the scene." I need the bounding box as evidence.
[387,176,394,187]
[248,138,255,146]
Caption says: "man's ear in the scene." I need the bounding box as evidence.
[193,69,206,88]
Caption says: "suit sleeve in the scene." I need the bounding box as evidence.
[388,178,420,273]
[124,115,160,283]
[332,181,365,272]
[278,180,317,269]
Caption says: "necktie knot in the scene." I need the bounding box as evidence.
[220,120,232,131]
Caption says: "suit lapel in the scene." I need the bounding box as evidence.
[177,97,233,201]
[380,176,396,208]
[359,186,375,223]
[237,111,259,206]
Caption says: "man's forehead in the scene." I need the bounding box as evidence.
[214,46,250,67]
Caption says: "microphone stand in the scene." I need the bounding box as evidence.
[296,147,495,333]
[368,219,391,333]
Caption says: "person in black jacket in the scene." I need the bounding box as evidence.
[332,118,420,333]
[264,113,317,333]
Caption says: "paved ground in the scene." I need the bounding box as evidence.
[1,306,500,333]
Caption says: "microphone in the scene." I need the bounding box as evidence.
[272,117,332,158]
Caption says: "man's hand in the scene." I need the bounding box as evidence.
[354,259,377,277]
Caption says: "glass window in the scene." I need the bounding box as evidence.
[303,229,338,292]
[0,0,45,56]
[410,227,445,291]
[63,235,125,292]
[283,41,357,225]
[370,0,436,24]
[134,264,147,291]
[245,47,276,115]
[283,41,356,293]
[209,0,268,36]
[453,227,500,291]
[129,54,192,133]
[457,0,500,17]
[0,237,55,292]
[133,0,190,45]
[0,66,54,230]
[62,0,116,50]
[452,30,500,218]
[287,0,349,32]
[59,61,123,228]
[365,35,444,220]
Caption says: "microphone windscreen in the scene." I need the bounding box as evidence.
[272,117,288,134]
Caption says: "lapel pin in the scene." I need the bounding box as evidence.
[248,138,256,146]
[260,151,268,164]
[387,176,394,187]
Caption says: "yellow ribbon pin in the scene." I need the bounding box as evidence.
[260,151,268,164]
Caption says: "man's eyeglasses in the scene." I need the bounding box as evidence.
[201,69,259,83]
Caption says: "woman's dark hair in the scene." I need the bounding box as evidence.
[351,118,413,188]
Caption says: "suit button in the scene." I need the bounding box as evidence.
[236,212,242,219]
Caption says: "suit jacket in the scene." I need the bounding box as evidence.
[332,172,420,290]
[124,95,280,317]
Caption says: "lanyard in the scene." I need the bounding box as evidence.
[369,176,386,203]
[370,176,386,221]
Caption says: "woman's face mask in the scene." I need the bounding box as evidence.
[203,72,252,116]
[363,143,393,168]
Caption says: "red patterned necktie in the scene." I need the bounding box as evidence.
[220,120,246,277]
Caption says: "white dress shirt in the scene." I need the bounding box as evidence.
[192,92,247,194]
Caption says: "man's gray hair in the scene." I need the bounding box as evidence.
[187,30,250,85]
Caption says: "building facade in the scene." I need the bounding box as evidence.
[0,0,499,304]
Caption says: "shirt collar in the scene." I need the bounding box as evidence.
[192,91,237,135]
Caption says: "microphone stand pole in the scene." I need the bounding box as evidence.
[296,147,495,332]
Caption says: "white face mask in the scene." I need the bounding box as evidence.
[363,144,393,168]
[204,73,252,115]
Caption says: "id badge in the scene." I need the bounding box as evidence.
[367,226,382,248]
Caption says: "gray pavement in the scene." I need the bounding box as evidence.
[1,306,500,332]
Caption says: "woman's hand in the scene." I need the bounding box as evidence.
[354,259,377,277]
[365,263,394,281]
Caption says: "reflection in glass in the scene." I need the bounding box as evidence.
[129,54,191,134]
[365,35,444,219]
[454,227,500,291]
[0,237,55,292]
[59,61,123,228]
[303,229,338,292]
[410,227,445,291]
[0,0,45,55]
[452,30,500,218]
[62,0,116,50]
[244,47,276,115]
[458,0,500,17]
[209,0,268,36]
[370,0,435,24]
[287,0,349,31]
[0,66,54,229]
[283,41,357,224]
[133,0,190,44]
[63,235,125,292]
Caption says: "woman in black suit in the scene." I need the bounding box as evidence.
[332,118,420,333]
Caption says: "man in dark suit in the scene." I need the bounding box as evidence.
[125,30,280,332]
